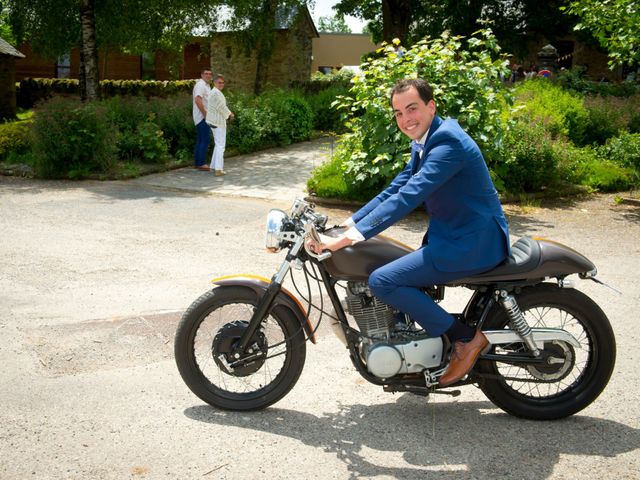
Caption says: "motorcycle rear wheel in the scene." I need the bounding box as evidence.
[174,286,306,410]
[477,283,615,420]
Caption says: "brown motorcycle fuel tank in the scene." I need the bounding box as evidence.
[322,228,414,282]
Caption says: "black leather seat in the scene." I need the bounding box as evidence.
[451,237,541,284]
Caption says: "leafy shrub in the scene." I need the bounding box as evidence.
[30,97,117,178]
[306,156,352,199]
[579,159,636,192]
[226,90,313,152]
[0,121,30,160]
[557,67,640,97]
[328,29,513,195]
[258,90,313,145]
[500,122,561,192]
[306,85,349,132]
[136,116,170,164]
[581,94,640,145]
[225,92,269,153]
[598,131,640,173]
[148,94,193,156]
[513,79,589,144]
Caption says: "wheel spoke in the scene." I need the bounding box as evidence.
[192,302,289,396]
[496,303,592,399]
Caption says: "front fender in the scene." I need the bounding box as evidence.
[211,274,317,344]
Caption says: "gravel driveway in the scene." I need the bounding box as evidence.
[0,170,638,479]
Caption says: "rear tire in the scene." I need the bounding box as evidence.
[477,284,615,420]
[175,287,306,410]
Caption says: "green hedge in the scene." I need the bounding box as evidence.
[5,86,330,179]
[17,78,196,109]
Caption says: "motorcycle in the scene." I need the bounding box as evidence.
[174,198,616,420]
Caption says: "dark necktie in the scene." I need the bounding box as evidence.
[410,140,424,174]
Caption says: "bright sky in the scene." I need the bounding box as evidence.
[310,0,365,33]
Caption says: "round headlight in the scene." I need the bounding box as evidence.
[265,209,289,252]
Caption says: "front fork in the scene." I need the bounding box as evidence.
[233,236,305,353]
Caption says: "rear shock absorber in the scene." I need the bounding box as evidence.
[498,290,540,356]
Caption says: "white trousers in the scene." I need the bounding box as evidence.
[209,126,226,171]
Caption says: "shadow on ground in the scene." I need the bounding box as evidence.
[185,396,639,479]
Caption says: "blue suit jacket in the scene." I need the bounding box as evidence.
[352,115,510,273]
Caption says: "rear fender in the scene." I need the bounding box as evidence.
[211,274,316,344]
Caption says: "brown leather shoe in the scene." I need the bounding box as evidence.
[439,330,489,387]
[195,165,210,171]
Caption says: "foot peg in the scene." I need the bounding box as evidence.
[432,389,461,397]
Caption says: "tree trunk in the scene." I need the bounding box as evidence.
[253,0,278,95]
[79,0,99,101]
[381,0,412,44]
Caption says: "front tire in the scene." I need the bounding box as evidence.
[175,286,307,410]
[477,283,616,420]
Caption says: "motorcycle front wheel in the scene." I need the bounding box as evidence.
[477,283,616,420]
[174,286,306,411]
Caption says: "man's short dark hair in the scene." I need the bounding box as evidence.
[390,79,434,105]
[201,68,212,75]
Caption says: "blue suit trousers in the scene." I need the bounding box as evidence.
[194,119,210,167]
[369,245,499,336]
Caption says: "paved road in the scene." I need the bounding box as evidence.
[0,140,639,479]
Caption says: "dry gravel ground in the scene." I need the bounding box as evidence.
[0,175,639,479]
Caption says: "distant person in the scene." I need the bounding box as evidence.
[193,69,212,171]
[206,74,234,176]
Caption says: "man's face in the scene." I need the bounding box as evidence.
[202,70,213,82]
[391,86,436,140]
[214,77,225,90]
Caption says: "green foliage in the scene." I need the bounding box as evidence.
[30,97,117,178]
[148,95,193,155]
[513,79,589,144]
[0,120,30,160]
[226,90,314,153]
[258,90,313,145]
[564,0,640,67]
[581,95,638,145]
[598,131,640,173]
[579,159,636,192]
[317,14,351,33]
[499,122,560,193]
[557,67,640,97]
[306,156,352,200]
[306,85,349,132]
[135,115,169,163]
[330,29,512,195]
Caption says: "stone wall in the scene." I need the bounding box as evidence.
[209,16,315,93]
[0,55,17,121]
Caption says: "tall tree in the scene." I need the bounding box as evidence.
[564,0,640,67]
[317,14,351,33]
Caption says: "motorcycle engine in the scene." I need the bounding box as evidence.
[343,282,444,379]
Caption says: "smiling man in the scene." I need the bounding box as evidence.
[311,78,510,386]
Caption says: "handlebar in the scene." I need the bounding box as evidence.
[303,222,332,262]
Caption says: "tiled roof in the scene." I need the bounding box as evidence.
[0,37,25,57]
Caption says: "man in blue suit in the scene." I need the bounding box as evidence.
[310,78,510,386]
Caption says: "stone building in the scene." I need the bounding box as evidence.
[0,37,25,122]
[208,6,319,92]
